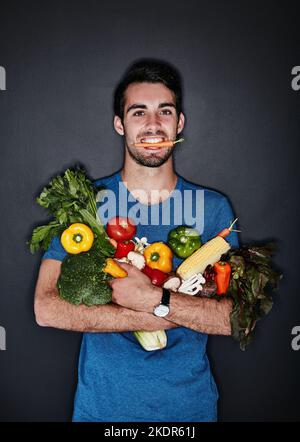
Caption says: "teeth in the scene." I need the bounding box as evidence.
[141,137,164,143]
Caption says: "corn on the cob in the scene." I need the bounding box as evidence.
[176,236,231,280]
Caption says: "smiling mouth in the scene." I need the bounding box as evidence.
[140,136,165,144]
[138,136,166,150]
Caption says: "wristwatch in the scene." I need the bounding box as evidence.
[153,288,171,317]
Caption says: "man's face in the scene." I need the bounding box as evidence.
[114,82,185,167]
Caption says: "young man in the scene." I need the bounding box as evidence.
[34,59,239,422]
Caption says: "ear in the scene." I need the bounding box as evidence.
[177,112,185,134]
[114,115,124,136]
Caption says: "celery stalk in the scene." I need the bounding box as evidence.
[133,330,167,351]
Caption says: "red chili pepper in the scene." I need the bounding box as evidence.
[213,261,231,295]
[114,240,135,259]
[142,265,168,287]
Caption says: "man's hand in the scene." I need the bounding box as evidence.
[109,261,232,336]
[109,262,162,313]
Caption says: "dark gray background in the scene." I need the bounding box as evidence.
[0,0,299,422]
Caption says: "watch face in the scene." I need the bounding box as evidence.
[154,304,170,317]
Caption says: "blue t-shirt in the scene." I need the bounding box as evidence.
[43,171,239,422]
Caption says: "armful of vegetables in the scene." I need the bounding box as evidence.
[29,169,282,352]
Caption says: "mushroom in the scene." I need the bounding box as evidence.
[127,251,146,270]
[163,276,182,292]
[178,273,206,296]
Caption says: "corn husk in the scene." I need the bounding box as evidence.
[133,330,167,351]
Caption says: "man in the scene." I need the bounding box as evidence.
[34,59,239,422]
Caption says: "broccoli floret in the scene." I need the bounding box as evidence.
[57,249,112,306]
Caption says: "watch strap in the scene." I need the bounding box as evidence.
[161,287,171,306]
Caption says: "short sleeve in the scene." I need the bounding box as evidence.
[42,236,67,262]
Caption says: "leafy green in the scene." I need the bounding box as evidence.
[57,248,113,306]
[224,242,282,350]
[29,221,64,254]
[29,167,115,257]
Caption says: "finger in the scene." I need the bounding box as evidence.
[108,278,116,287]
[116,261,135,273]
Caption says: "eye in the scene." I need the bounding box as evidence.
[133,110,145,116]
[160,109,173,115]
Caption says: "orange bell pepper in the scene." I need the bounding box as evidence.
[103,258,127,278]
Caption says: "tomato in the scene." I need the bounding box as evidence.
[106,216,137,242]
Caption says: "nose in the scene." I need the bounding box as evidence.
[144,113,162,132]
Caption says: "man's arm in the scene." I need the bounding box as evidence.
[111,263,233,336]
[164,292,232,335]
[34,259,177,332]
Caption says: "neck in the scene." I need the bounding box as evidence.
[121,153,178,205]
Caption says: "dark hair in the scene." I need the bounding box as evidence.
[113,58,183,120]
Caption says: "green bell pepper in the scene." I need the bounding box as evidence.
[167,226,201,259]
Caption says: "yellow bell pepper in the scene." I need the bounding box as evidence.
[61,223,94,254]
[143,242,173,273]
[103,258,127,278]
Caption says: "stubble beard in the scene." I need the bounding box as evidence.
[126,144,173,167]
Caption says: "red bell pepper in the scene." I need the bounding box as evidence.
[114,240,135,259]
[142,265,168,287]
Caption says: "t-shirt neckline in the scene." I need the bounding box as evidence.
[115,170,182,207]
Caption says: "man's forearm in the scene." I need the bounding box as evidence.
[108,262,233,336]
[35,289,176,332]
[165,292,233,335]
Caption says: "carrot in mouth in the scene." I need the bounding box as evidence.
[133,138,184,148]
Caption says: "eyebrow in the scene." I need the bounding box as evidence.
[126,102,176,114]
[159,102,176,109]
